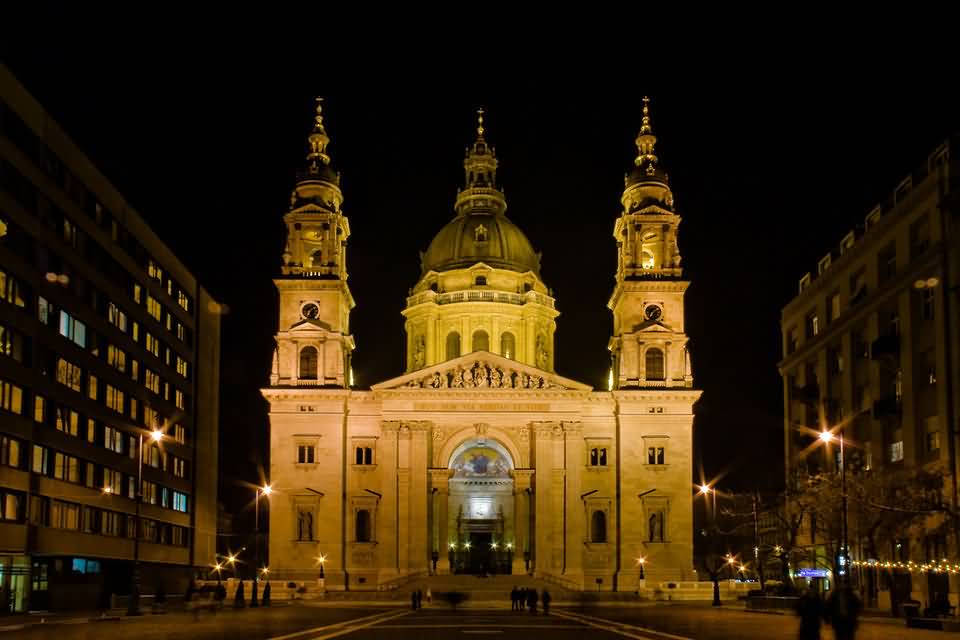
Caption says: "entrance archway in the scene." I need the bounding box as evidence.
[446,438,515,575]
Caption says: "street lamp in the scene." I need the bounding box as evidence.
[213,562,223,583]
[255,486,272,574]
[127,428,164,616]
[819,429,849,583]
[638,556,646,580]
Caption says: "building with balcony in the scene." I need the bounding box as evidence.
[0,64,220,611]
[779,132,960,610]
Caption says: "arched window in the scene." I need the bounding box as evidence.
[474,275,487,286]
[500,332,516,359]
[299,346,319,380]
[591,510,607,543]
[356,509,371,543]
[310,250,323,267]
[645,348,665,381]
[446,332,461,360]
[649,512,664,542]
[472,330,489,352]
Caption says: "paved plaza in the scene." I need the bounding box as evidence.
[1,602,953,640]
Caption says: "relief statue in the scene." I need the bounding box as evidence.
[489,367,502,388]
[452,369,464,388]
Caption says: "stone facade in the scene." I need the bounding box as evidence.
[264,99,701,590]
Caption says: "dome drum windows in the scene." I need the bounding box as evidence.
[446,332,461,360]
[500,332,515,359]
[472,329,489,353]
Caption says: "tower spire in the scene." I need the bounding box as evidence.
[306,96,331,169]
[477,107,485,137]
[457,108,506,217]
[634,96,658,172]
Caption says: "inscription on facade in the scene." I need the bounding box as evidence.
[413,402,551,412]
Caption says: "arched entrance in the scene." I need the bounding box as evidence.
[447,439,515,575]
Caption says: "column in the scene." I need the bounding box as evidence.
[407,422,430,574]
[563,422,584,583]
[378,422,400,582]
[430,469,451,574]
[533,422,557,577]
[512,470,533,575]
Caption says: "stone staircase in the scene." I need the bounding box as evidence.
[307,574,576,604]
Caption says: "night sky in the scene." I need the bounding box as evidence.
[5,21,960,526]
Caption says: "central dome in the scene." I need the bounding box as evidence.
[421,212,541,275]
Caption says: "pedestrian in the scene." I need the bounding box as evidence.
[426,587,432,606]
[824,584,861,640]
[795,587,823,640]
[411,590,418,610]
[416,588,423,610]
[510,586,517,611]
[528,588,538,614]
[542,589,551,616]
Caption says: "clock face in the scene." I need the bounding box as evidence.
[301,302,320,319]
[644,304,662,322]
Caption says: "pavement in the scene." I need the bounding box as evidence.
[1,601,954,639]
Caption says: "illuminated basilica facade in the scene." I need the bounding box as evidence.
[262,100,701,591]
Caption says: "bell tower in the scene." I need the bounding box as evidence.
[608,98,693,389]
[271,98,355,387]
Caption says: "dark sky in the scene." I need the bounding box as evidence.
[5,19,960,522]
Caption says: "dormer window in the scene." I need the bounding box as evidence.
[475,276,487,286]
[474,224,488,242]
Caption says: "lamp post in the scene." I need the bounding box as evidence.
[127,429,164,616]
[819,430,849,583]
[254,485,272,579]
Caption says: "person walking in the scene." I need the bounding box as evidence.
[542,589,551,615]
[510,586,517,611]
[527,588,538,614]
[416,588,423,610]
[426,587,432,606]
[795,588,823,640]
[825,584,862,640]
[411,590,418,610]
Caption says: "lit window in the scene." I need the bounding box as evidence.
[58,311,87,347]
[0,379,22,415]
[146,295,161,321]
[108,345,126,371]
[87,374,98,400]
[890,429,904,462]
[172,491,188,513]
[177,290,189,311]
[173,424,186,444]
[55,407,80,436]
[148,260,163,283]
[133,283,142,304]
[33,395,46,423]
[55,358,83,392]
[647,446,666,465]
[38,296,52,324]
[145,369,160,394]
[0,269,26,307]
[176,356,188,378]
[108,303,127,332]
[145,333,159,357]
[1,435,20,469]
[174,389,184,409]
[105,385,124,413]
[0,324,23,362]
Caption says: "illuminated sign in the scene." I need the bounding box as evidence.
[797,568,829,578]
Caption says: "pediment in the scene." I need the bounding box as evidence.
[631,320,674,332]
[371,351,592,391]
[289,318,334,332]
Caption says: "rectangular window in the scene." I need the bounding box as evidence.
[0,378,24,414]
[890,429,904,463]
[145,333,159,356]
[133,283,142,304]
[103,468,122,495]
[107,344,126,371]
[101,510,122,536]
[828,293,841,323]
[926,417,941,453]
[172,491,189,513]
[174,389,184,409]
[178,290,189,311]
[1,435,21,468]
[647,447,666,465]
[105,384,124,413]
[142,480,157,505]
[145,369,160,394]
[104,426,125,454]
[787,327,799,354]
[148,260,163,283]
[107,303,127,332]
[50,501,80,530]
[144,407,159,428]
[0,323,24,362]
[32,445,50,475]
[129,397,138,421]
[0,269,26,307]
[850,269,867,303]
[176,322,185,342]
[130,359,139,381]
[85,461,95,488]
[86,418,96,443]
[53,452,80,483]
[173,457,186,478]
[55,407,80,436]
[176,356,188,378]
[131,321,139,343]
[38,296,52,324]
[0,490,24,522]
[58,311,87,347]
[34,395,46,423]
[173,423,186,444]
[87,374,98,400]
[806,311,819,339]
[146,295,161,321]
[297,444,315,464]
[55,358,83,391]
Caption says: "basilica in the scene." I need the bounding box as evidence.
[262,99,701,591]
